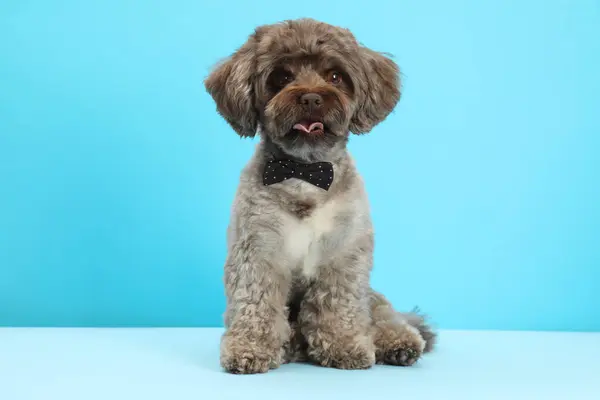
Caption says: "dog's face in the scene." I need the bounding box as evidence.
[205,19,400,160]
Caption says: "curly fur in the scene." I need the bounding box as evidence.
[205,18,436,374]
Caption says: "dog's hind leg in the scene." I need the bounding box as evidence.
[282,294,309,364]
[369,289,436,366]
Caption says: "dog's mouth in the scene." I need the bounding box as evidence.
[292,120,325,136]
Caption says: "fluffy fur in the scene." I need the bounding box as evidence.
[204,18,436,374]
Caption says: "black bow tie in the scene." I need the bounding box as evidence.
[263,159,334,190]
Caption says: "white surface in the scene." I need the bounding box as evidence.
[0,328,599,399]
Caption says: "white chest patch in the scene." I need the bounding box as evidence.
[282,199,338,278]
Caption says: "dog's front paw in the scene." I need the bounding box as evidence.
[221,349,274,374]
[220,332,282,374]
[308,334,375,370]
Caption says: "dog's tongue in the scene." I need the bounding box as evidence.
[293,122,324,133]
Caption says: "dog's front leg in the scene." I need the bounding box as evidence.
[299,239,376,370]
[220,237,291,374]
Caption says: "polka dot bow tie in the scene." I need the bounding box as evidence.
[263,159,334,190]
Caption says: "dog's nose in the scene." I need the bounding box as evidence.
[300,93,323,111]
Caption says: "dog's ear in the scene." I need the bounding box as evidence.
[349,48,401,134]
[204,34,259,138]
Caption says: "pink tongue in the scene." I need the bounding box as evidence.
[293,122,324,133]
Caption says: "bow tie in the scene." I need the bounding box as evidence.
[263,159,334,190]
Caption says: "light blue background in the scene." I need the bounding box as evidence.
[1,0,599,331]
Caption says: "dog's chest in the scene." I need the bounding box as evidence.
[281,198,338,278]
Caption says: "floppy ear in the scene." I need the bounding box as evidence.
[204,35,259,137]
[349,48,401,134]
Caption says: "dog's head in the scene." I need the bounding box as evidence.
[205,18,400,160]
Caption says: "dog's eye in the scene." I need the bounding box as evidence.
[269,69,294,91]
[327,71,343,85]
[279,73,294,86]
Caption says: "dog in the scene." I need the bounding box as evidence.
[204,18,436,374]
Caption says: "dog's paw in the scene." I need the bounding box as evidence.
[220,333,281,374]
[382,343,422,366]
[308,335,376,370]
[325,350,376,370]
[221,350,274,374]
[403,308,437,353]
[377,324,426,366]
